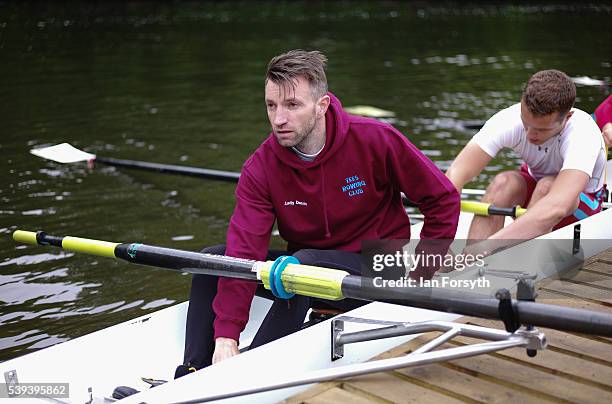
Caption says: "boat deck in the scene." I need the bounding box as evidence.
[285,248,612,404]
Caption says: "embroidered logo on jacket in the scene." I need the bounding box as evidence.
[342,175,367,197]
[284,200,308,206]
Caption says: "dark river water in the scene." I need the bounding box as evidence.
[1,2,610,362]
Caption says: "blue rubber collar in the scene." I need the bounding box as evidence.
[269,255,299,299]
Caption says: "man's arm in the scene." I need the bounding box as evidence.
[602,122,612,147]
[445,142,493,192]
[212,160,275,363]
[385,128,460,239]
[489,169,589,240]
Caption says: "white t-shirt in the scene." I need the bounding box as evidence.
[471,103,606,193]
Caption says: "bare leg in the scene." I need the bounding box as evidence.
[527,175,555,207]
[528,175,579,233]
[467,171,528,242]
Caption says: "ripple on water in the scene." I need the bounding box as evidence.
[0,330,69,351]
[110,300,144,313]
[0,278,100,305]
[142,298,175,310]
[0,252,74,267]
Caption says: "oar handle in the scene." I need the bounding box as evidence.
[13,230,38,245]
[461,201,526,218]
[13,230,119,257]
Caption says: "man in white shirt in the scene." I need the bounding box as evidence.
[446,70,607,242]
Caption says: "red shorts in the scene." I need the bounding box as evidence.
[518,164,605,230]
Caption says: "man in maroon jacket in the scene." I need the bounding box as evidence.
[178,50,460,376]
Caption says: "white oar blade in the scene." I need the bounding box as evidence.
[571,76,605,87]
[345,105,396,118]
[30,143,96,164]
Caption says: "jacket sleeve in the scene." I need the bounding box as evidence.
[212,159,275,341]
[385,127,460,239]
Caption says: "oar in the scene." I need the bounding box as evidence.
[461,201,527,218]
[30,143,240,182]
[12,230,612,337]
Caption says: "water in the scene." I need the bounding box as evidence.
[1,2,610,362]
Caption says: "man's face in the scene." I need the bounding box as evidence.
[265,76,319,148]
[520,101,571,145]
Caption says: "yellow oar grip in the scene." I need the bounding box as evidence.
[14,230,119,258]
[62,236,119,258]
[461,200,527,217]
[461,200,490,216]
[261,262,348,300]
[13,230,38,245]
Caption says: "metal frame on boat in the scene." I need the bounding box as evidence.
[171,318,547,403]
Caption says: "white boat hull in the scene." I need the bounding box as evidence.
[2,202,612,403]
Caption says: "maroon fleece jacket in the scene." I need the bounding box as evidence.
[213,93,460,340]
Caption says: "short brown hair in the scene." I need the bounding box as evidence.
[521,70,576,118]
[266,49,328,99]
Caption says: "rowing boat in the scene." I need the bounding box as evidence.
[3,194,612,403]
[5,147,612,402]
[123,208,612,404]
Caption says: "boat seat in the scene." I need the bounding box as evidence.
[306,298,367,325]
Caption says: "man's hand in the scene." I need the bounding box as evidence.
[212,337,240,364]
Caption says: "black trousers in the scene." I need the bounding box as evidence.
[183,245,366,369]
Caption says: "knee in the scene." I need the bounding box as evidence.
[190,244,226,290]
[200,244,226,255]
[291,249,319,265]
[532,177,555,200]
[291,249,361,274]
[485,172,523,204]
